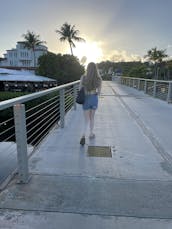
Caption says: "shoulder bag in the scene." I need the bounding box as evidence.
[76,87,85,104]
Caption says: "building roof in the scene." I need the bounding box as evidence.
[0,68,56,82]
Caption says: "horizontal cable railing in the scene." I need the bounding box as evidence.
[25,93,60,146]
[0,80,79,184]
[65,86,75,113]
[120,77,172,103]
[0,111,17,165]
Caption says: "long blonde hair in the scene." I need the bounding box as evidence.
[83,62,102,91]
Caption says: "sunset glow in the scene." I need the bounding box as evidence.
[73,41,103,64]
[1,1,172,62]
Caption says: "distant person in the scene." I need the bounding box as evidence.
[79,62,102,145]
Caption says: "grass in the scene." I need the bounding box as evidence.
[0,91,29,102]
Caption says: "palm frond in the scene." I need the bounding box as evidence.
[60,37,67,42]
[55,22,85,55]
[22,30,45,49]
[73,36,85,42]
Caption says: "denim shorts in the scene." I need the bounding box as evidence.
[83,94,98,110]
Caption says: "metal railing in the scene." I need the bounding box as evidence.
[120,77,172,103]
[0,80,79,184]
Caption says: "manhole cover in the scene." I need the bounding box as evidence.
[87,146,112,157]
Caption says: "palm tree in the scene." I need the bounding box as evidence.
[166,60,172,80]
[145,47,168,79]
[56,22,85,55]
[22,30,46,68]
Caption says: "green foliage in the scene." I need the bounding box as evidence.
[0,91,60,143]
[144,47,168,79]
[22,30,45,50]
[22,30,46,67]
[98,61,114,74]
[35,52,61,77]
[145,47,168,64]
[0,92,30,132]
[0,91,29,102]
[98,61,149,78]
[98,46,170,80]
[56,22,85,55]
[101,74,112,81]
[36,52,84,85]
[128,65,147,78]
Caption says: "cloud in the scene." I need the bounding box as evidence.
[103,49,141,62]
[167,44,172,49]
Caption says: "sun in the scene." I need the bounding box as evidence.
[73,41,103,65]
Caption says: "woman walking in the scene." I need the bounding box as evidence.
[79,62,102,145]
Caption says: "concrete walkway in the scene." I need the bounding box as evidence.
[1,81,172,228]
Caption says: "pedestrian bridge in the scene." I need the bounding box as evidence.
[1,80,172,228]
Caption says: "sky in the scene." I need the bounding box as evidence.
[1,0,172,64]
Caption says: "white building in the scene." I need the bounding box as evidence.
[0,41,48,69]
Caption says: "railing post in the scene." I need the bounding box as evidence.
[73,84,78,110]
[13,104,30,184]
[60,88,65,128]
[119,76,122,84]
[132,79,135,88]
[153,81,157,97]
[129,78,132,87]
[167,82,172,103]
[144,80,147,93]
[137,79,141,90]
[126,78,128,86]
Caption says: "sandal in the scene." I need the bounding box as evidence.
[80,136,85,146]
[89,133,95,139]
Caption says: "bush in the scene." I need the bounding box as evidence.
[0,91,29,102]
[101,74,112,81]
[36,52,85,85]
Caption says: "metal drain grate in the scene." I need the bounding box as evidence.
[87,146,112,157]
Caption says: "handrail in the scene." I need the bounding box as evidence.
[0,80,80,111]
[118,76,172,103]
[0,80,80,184]
[121,76,172,83]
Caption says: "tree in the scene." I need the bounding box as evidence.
[165,60,172,80]
[145,47,168,79]
[55,22,85,55]
[22,30,46,68]
[36,52,62,77]
[36,52,84,85]
[128,65,147,78]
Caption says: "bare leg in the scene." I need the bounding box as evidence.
[89,109,96,137]
[80,110,91,145]
[82,110,90,137]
